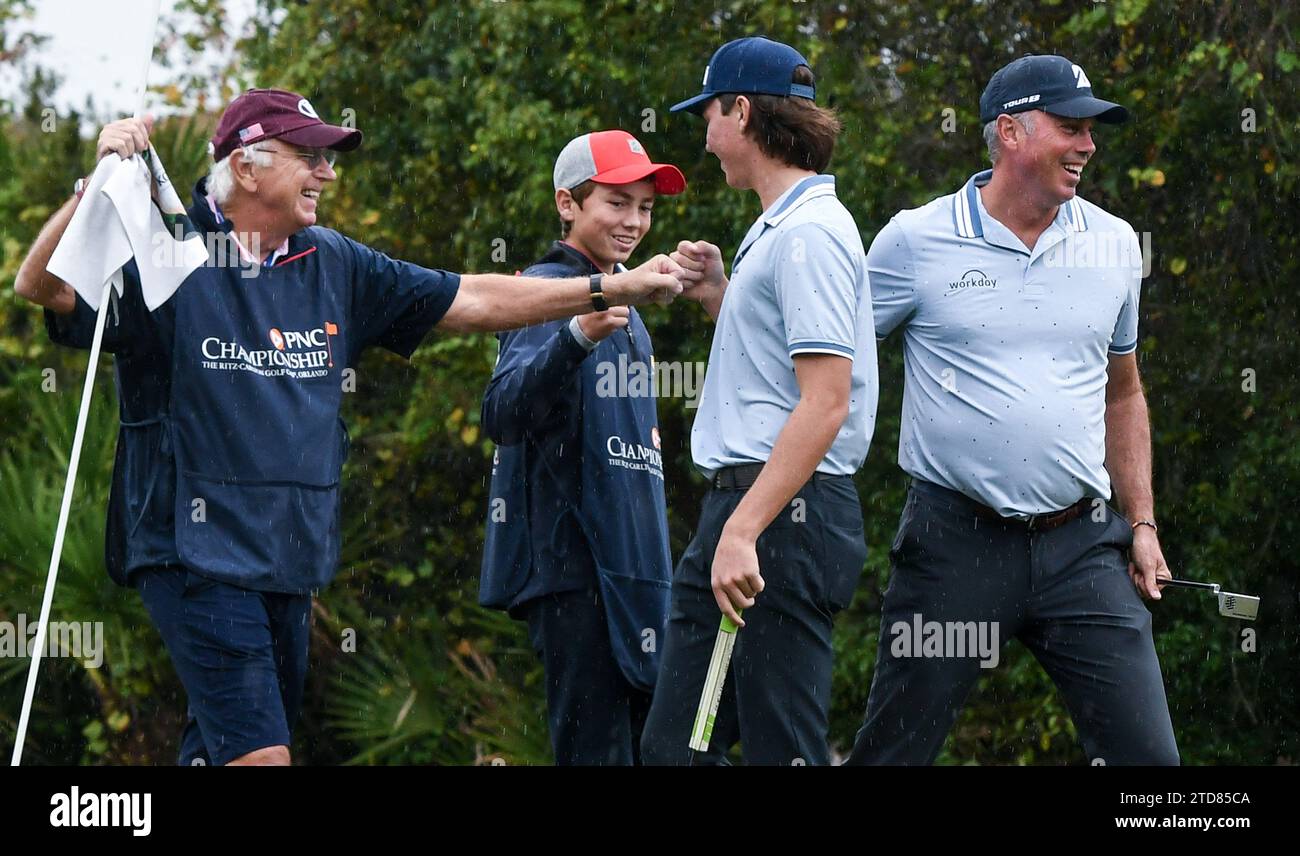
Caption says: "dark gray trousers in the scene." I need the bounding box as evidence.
[847,480,1179,765]
[641,475,866,765]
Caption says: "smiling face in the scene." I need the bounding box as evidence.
[237,141,338,233]
[558,178,657,272]
[1004,110,1097,207]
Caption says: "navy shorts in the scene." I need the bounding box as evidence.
[133,566,312,766]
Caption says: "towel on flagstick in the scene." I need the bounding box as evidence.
[48,145,209,311]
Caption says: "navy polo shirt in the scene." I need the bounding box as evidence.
[45,178,459,593]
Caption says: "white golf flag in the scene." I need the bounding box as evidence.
[48,145,208,311]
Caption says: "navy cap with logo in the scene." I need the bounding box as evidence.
[979,55,1128,125]
[670,36,815,114]
[210,88,364,162]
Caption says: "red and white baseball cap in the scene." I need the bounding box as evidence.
[553,130,686,195]
[210,88,363,162]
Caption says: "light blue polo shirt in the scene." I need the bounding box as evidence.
[871,169,1143,516]
[691,174,879,476]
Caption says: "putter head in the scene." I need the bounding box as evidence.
[1217,591,1260,621]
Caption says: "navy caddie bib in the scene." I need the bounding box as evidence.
[171,239,350,593]
[576,311,671,692]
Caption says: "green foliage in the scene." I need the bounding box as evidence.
[0,0,1295,764]
[0,365,183,764]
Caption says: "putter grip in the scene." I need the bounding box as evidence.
[688,612,742,752]
[1161,578,1220,591]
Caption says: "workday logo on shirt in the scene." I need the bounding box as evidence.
[945,269,998,296]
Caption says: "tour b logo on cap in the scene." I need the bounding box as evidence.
[628,138,644,155]
[297,98,319,119]
[979,54,1129,125]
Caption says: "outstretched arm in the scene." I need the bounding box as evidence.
[437,255,682,333]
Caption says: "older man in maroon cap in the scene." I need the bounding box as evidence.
[14,89,682,766]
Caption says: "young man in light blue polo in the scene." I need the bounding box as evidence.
[640,36,878,765]
[847,55,1179,765]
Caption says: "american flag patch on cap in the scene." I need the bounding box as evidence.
[238,122,265,141]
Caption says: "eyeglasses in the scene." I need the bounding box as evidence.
[252,144,338,170]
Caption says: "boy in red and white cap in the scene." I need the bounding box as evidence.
[480,130,686,765]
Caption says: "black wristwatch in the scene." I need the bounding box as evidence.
[590,273,609,311]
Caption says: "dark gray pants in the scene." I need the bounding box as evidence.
[641,476,866,765]
[523,588,652,766]
[847,480,1179,765]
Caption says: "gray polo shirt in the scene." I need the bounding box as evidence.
[871,169,1143,516]
[691,174,879,476]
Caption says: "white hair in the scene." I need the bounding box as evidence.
[206,145,274,205]
[983,110,1037,164]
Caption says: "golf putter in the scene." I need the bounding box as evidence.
[1160,578,1260,620]
[688,612,741,752]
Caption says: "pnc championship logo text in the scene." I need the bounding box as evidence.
[200,322,339,379]
[605,432,664,480]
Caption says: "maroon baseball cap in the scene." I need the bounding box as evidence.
[210,88,363,162]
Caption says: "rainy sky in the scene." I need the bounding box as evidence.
[1,0,254,117]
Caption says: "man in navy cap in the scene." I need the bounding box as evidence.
[14,89,682,766]
[639,37,878,765]
[847,55,1179,765]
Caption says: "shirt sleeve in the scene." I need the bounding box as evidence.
[772,221,862,360]
[345,236,461,360]
[1108,228,1142,355]
[43,261,159,356]
[866,217,918,339]
[480,321,589,447]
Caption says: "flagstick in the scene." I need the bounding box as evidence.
[10,0,161,766]
[10,273,118,766]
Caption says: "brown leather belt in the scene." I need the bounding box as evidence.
[968,495,1093,531]
[907,480,1099,531]
[711,463,842,490]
